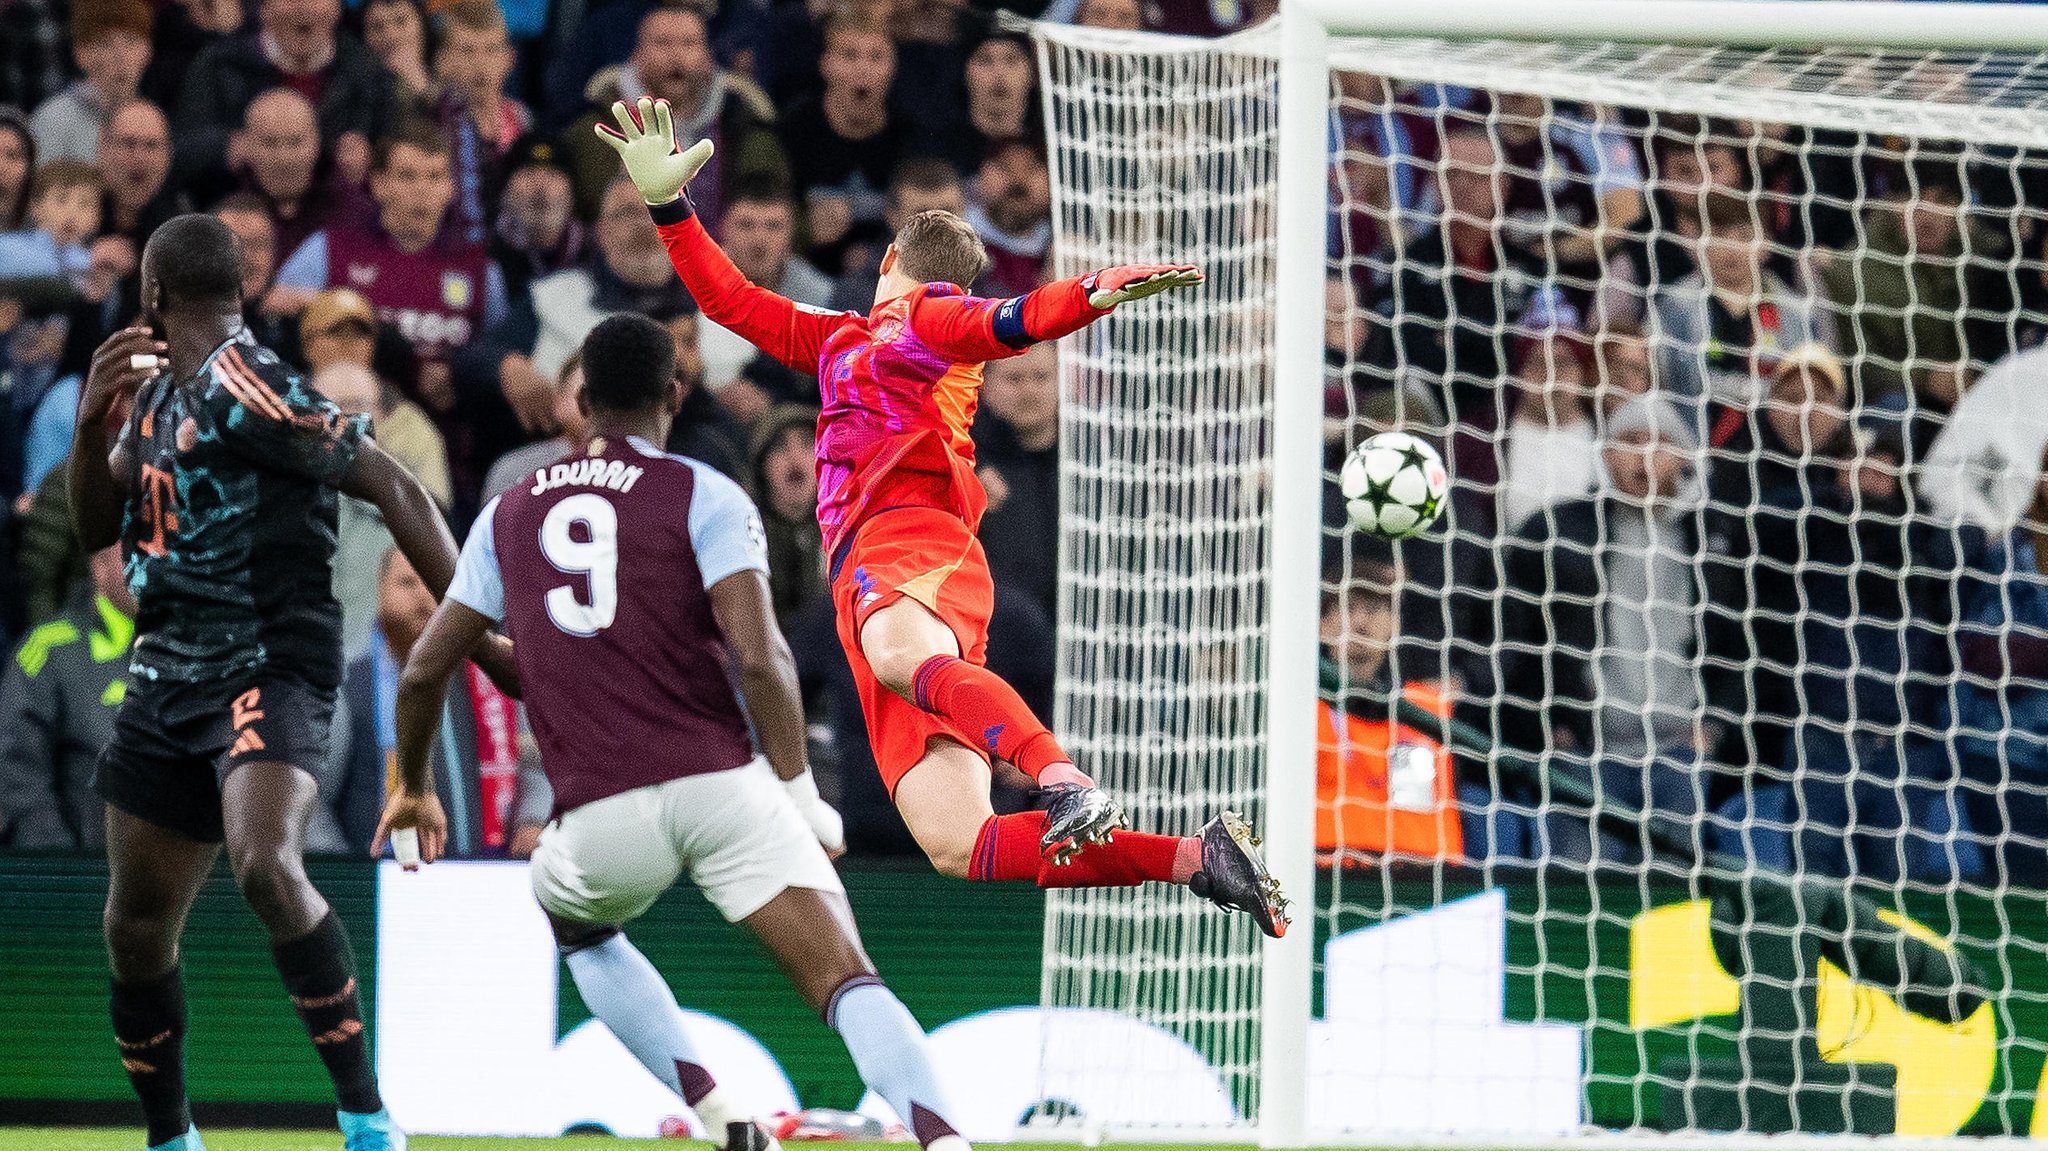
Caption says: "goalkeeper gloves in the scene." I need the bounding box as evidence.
[783,771,846,857]
[594,96,714,207]
[1084,263,1205,309]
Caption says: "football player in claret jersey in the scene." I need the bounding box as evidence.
[597,99,1288,936]
[376,314,970,1151]
[68,214,510,1151]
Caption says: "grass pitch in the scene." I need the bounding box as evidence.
[5,1135,1238,1151]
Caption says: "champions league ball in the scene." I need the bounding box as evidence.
[1339,431,1449,539]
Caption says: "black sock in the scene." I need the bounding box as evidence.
[110,967,192,1147]
[271,911,382,1114]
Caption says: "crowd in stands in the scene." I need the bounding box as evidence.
[0,0,1183,858]
[0,0,2044,892]
[1316,75,2048,888]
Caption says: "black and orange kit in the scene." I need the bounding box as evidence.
[93,332,365,843]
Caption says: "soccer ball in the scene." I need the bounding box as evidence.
[1339,431,1449,539]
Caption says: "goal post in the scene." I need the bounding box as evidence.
[1036,0,2048,1146]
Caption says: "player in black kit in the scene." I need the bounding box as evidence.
[68,213,512,1151]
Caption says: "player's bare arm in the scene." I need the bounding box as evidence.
[708,569,844,857]
[340,442,521,697]
[69,326,165,550]
[372,597,494,866]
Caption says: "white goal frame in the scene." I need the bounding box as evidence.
[1249,1,2048,1147]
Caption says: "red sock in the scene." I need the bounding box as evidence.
[911,656,1087,782]
[967,812,1196,888]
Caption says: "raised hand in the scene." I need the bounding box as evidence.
[594,96,715,208]
[80,326,166,429]
[1085,264,1205,309]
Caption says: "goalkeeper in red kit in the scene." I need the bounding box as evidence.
[599,99,1287,936]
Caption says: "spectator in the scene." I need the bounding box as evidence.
[481,351,585,501]
[430,0,527,244]
[1948,447,2048,888]
[698,178,834,422]
[1375,128,1533,502]
[1652,201,1823,435]
[748,403,826,630]
[721,179,835,305]
[0,545,132,849]
[1632,116,1747,294]
[0,160,102,289]
[434,0,526,154]
[778,12,911,274]
[276,124,509,502]
[1497,288,1601,532]
[1728,408,1973,884]
[489,135,586,301]
[1592,325,1654,416]
[297,287,452,507]
[325,547,550,857]
[176,0,395,192]
[213,192,293,350]
[1489,396,1747,868]
[828,154,963,311]
[1315,562,1463,861]
[1818,158,2011,413]
[360,0,435,107]
[975,341,1059,619]
[230,88,354,270]
[657,303,748,482]
[476,175,692,442]
[560,4,786,227]
[98,100,180,242]
[0,108,31,230]
[965,140,1050,298]
[1491,92,1643,288]
[929,29,1038,174]
[315,361,396,662]
[0,163,107,429]
[15,455,84,628]
[0,0,69,113]
[29,0,153,164]
[1705,344,1847,775]
[142,0,248,112]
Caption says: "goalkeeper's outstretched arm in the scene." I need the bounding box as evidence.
[906,263,1208,364]
[597,97,849,372]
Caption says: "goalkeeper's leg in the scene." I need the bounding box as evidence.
[892,740,1289,937]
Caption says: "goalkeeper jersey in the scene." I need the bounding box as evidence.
[649,197,1110,554]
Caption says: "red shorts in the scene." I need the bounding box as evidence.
[831,506,995,794]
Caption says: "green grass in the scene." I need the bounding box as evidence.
[5,1134,899,1151]
[2,1136,1240,1151]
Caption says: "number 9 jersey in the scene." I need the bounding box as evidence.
[444,434,770,816]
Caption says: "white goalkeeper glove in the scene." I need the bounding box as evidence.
[783,772,846,858]
[1083,263,1205,309]
[594,96,714,207]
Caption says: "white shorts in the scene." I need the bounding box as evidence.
[529,758,845,925]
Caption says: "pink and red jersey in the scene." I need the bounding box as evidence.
[649,199,1109,555]
[445,435,770,814]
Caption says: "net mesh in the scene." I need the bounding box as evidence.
[1037,19,2048,1142]
[1035,24,1280,1126]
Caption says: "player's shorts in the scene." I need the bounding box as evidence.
[529,757,844,925]
[830,505,996,795]
[93,673,336,844]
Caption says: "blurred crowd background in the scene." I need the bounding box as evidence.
[2,0,2046,892]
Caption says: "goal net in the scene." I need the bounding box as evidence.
[1035,7,2048,1143]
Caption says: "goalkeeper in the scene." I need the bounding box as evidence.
[599,99,1287,937]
